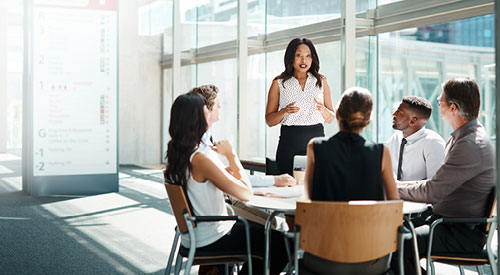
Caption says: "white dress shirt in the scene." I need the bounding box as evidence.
[386,127,445,181]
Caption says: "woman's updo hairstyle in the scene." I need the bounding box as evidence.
[336,87,373,132]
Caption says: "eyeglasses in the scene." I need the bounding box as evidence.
[436,97,448,106]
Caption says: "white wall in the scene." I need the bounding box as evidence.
[119,1,162,164]
[0,4,7,153]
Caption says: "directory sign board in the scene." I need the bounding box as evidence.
[24,0,118,195]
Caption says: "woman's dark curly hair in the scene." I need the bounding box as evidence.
[275,38,322,88]
[164,93,208,188]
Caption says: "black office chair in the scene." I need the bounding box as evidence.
[426,187,497,275]
[164,183,257,275]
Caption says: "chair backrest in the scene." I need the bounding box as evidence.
[483,187,497,233]
[295,200,403,263]
[165,183,195,234]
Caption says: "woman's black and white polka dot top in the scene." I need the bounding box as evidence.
[278,72,325,126]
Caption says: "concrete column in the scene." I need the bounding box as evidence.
[237,0,247,156]
[119,1,162,164]
[172,0,181,97]
[0,3,8,153]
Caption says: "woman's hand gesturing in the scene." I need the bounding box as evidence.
[314,97,335,122]
[283,101,300,114]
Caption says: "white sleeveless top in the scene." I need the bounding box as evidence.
[278,72,325,126]
[180,143,235,248]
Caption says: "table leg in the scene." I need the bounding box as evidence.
[404,215,422,275]
[264,210,281,275]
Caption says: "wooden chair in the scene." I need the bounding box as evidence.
[292,200,410,275]
[164,183,255,275]
[426,187,497,275]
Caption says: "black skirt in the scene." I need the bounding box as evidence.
[275,123,324,175]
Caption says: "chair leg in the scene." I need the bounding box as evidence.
[166,230,180,275]
[184,213,197,275]
[174,253,183,275]
[282,233,294,275]
[429,259,435,275]
[488,250,497,275]
[477,265,484,275]
[458,265,465,275]
[486,221,497,275]
[294,232,300,275]
[185,255,194,275]
[224,264,229,275]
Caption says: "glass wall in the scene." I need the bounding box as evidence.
[265,49,285,158]
[160,0,496,162]
[266,0,372,34]
[378,15,495,143]
[179,1,197,52]
[198,59,238,147]
[314,41,342,138]
[356,36,378,142]
[139,1,172,37]
[243,53,266,160]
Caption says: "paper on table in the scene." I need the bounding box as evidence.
[253,185,304,198]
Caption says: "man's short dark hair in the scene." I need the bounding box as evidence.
[402,96,432,120]
[442,78,480,121]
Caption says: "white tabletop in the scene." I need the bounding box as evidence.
[246,185,306,212]
[246,195,301,212]
[246,185,429,214]
[402,201,429,214]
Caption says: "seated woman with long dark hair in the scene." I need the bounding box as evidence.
[303,87,399,274]
[164,92,288,275]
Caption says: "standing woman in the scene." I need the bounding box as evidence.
[266,38,335,176]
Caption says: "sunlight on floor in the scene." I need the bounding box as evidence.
[0,154,21,162]
[41,190,177,273]
[0,164,14,175]
[1,176,22,191]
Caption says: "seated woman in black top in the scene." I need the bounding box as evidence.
[303,87,399,274]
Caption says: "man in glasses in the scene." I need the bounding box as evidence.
[396,78,495,274]
[387,96,445,181]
